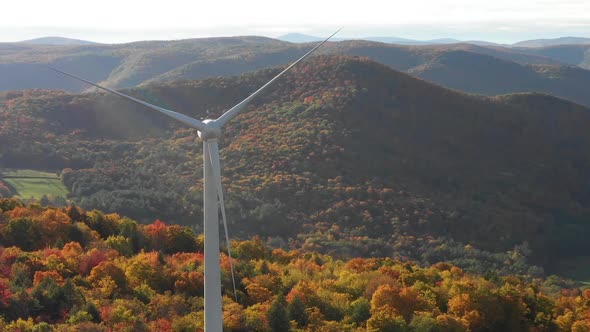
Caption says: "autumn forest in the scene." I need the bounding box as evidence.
[1,45,590,331]
[0,200,589,331]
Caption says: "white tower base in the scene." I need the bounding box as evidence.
[203,139,223,331]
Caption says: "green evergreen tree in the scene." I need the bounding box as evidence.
[119,218,142,253]
[39,195,50,206]
[66,204,83,222]
[287,296,308,328]
[6,218,40,251]
[409,314,442,332]
[81,301,101,323]
[266,294,290,332]
[349,297,371,325]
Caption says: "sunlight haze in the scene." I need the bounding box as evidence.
[2,0,590,43]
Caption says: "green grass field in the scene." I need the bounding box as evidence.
[1,169,69,200]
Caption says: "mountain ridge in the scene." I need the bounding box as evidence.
[279,33,590,48]
[514,36,590,48]
[3,37,590,108]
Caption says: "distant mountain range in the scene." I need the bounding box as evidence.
[278,33,590,48]
[2,36,590,108]
[14,34,590,47]
[513,37,590,48]
[278,33,462,45]
[408,49,590,106]
[18,36,99,45]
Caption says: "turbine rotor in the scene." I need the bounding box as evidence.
[198,119,222,140]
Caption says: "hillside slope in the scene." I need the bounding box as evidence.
[408,50,590,106]
[516,44,590,69]
[1,56,590,272]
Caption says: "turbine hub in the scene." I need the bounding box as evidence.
[198,119,222,140]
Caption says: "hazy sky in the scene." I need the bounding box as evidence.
[2,0,590,43]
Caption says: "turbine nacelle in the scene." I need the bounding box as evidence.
[197,119,222,140]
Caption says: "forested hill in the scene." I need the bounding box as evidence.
[3,36,590,107]
[2,56,590,276]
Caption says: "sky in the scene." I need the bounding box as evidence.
[2,0,590,43]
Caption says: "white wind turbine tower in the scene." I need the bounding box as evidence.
[51,29,339,331]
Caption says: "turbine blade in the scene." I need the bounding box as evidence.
[214,28,342,127]
[48,67,208,131]
[207,139,238,302]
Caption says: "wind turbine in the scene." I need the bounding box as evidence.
[50,29,339,331]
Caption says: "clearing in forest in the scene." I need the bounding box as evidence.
[0,169,69,201]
